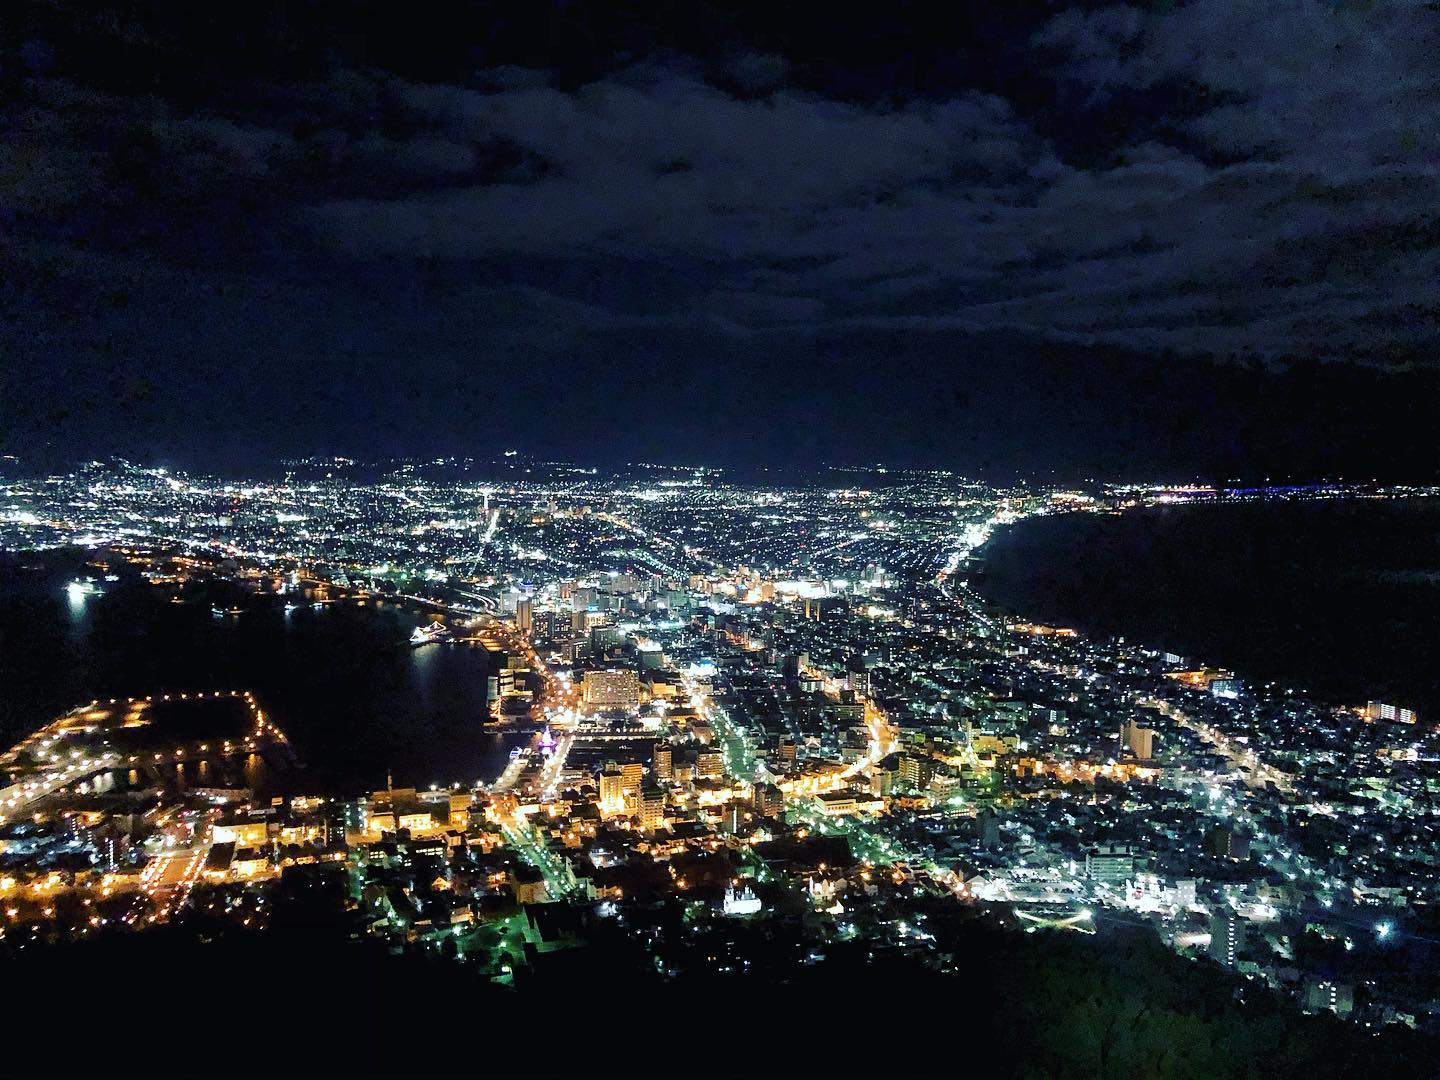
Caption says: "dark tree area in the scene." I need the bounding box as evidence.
[7,891,1431,1078]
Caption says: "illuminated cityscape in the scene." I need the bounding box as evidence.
[2,457,1439,1074]
[6,1,1440,1075]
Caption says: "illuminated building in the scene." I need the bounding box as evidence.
[212,817,269,847]
[1364,701,1417,724]
[971,733,1016,756]
[695,749,724,779]
[1121,719,1155,760]
[1165,668,1236,691]
[722,883,762,916]
[815,790,858,816]
[448,792,472,829]
[515,597,533,638]
[598,762,625,815]
[367,786,443,835]
[652,742,672,781]
[620,760,644,792]
[777,735,798,771]
[1084,843,1136,886]
[582,669,640,708]
[898,753,933,791]
[232,847,269,878]
[752,782,783,819]
[1209,912,1246,967]
[637,786,665,831]
[1175,879,1198,908]
[1302,978,1354,1016]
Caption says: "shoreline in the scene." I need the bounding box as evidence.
[965,496,1439,721]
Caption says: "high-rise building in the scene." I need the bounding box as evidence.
[1206,825,1250,860]
[1209,912,1246,967]
[696,749,725,779]
[582,669,640,709]
[1364,700,1417,724]
[620,760,644,793]
[1084,843,1136,886]
[652,742,673,781]
[777,735,799,771]
[898,753,933,791]
[752,782,783,819]
[598,762,625,815]
[589,624,625,656]
[515,598,533,638]
[637,786,665,831]
[1121,719,1156,760]
[448,792,472,829]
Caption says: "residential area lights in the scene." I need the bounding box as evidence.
[0,458,1436,1024]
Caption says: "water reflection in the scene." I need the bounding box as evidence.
[2,578,528,795]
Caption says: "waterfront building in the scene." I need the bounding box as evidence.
[583,669,640,709]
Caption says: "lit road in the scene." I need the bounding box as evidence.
[595,511,720,572]
[787,798,966,901]
[139,846,208,922]
[1138,696,1295,793]
[683,678,758,783]
[501,817,580,900]
[537,733,575,799]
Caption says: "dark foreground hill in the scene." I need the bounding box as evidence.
[6,901,1433,1079]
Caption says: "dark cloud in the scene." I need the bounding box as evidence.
[2,1,1437,475]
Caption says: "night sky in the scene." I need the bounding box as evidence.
[3,2,1438,480]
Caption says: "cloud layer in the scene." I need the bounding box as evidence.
[3,1,1439,472]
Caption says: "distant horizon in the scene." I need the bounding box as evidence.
[5,447,1438,491]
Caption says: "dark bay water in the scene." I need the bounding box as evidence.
[0,553,524,793]
[971,498,1440,720]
